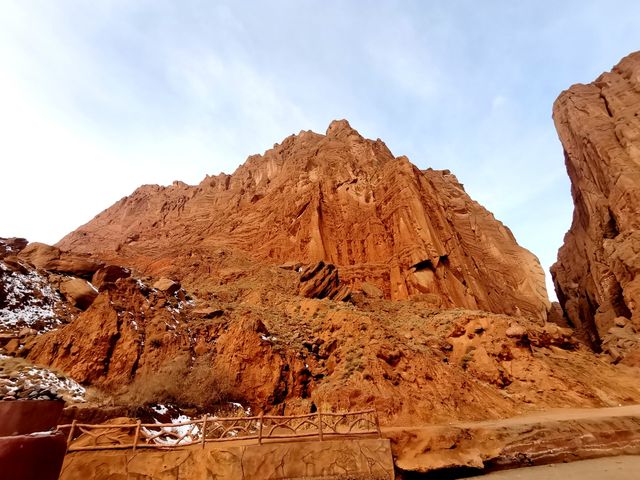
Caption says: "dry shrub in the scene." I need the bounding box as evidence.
[119,353,235,410]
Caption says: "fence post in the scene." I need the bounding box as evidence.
[374,411,382,438]
[318,411,323,441]
[132,420,141,452]
[66,420,77,453]
[200,415,208,449]
[258,413,264,445]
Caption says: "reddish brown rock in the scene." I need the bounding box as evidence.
[57,120,549,321]
[152,277,180,295]
[0,237,28,259]
[18,242,102,278]
[551,51,640,352]
[298,262,351,301]
[91,265,130,291]
[59,278,98,310]
[8,117,640,428]
[23,265,640,424]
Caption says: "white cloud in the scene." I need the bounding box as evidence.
[2,1,640,303]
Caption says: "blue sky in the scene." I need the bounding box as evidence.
[2,1,640,299]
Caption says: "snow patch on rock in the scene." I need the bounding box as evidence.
[0,354,85,402]
[0,263,63,333]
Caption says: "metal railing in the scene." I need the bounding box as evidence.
[57,409,381,452]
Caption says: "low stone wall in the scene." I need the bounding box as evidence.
[0,400,67,480]
[0,400,64,436]
[0,431,67,480]
[60,437,395,479]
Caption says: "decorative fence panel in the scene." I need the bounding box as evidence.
[57,409,381,452]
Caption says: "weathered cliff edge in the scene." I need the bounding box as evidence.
[552,51,640,362]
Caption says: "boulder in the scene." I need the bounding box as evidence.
[152,278,180,295]
[17,243,60,269]
[18,242,101,278]
[298,262,351,301]
[361,282,384,298]
[91,265,130,291]
[59,278,98,310]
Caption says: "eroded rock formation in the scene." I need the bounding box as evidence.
[297,261,351,301]
[58,120,549,321]
[552,52,640,357]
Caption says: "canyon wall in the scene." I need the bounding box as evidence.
[552,51,640,351]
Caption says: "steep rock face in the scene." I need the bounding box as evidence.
[552,52,640,350]
[58,120,549,320]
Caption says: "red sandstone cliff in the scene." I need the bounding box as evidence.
[5,112,640,424]
[552,52,640,361]
[58,120,550,320]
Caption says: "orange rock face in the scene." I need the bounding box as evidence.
[551,52,640,351]
[6,103,640,423]
[58,120,549,321]
[22,261,640,423]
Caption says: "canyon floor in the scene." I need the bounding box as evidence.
[468,456,640,479]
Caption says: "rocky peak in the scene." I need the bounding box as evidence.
[325,119,360,137]
[57,121,550,320]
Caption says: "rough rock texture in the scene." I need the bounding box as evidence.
[389,404,640,474]
[0,237,28,259]
[20,262,640,423]
[551,52,640,357]
[4,119,640,426]
[0,356,85,402]
[0,258,70,336]
[298,261,351,301]
[18,243,102,278]
[91,265,130,291]
[57,120,549,321]
[59,278,98,310]
[59,438,394,480]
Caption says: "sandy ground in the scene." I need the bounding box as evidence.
[384,404,640,433]
[470,456,640,479]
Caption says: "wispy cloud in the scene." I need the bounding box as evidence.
[2,1,640,299]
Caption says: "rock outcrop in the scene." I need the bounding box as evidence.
[0,238,27,259]
[552,52,640,356]
[21,268,640,423]
[297,262,351,301]
[58,120,550,321]
[58,278,98,310]
[17,243,102,279]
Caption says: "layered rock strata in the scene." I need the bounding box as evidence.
[552,52,640,354]
[58,120,549,320]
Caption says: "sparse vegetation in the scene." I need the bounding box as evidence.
[118,354,234,410]
[461,346,476,370]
